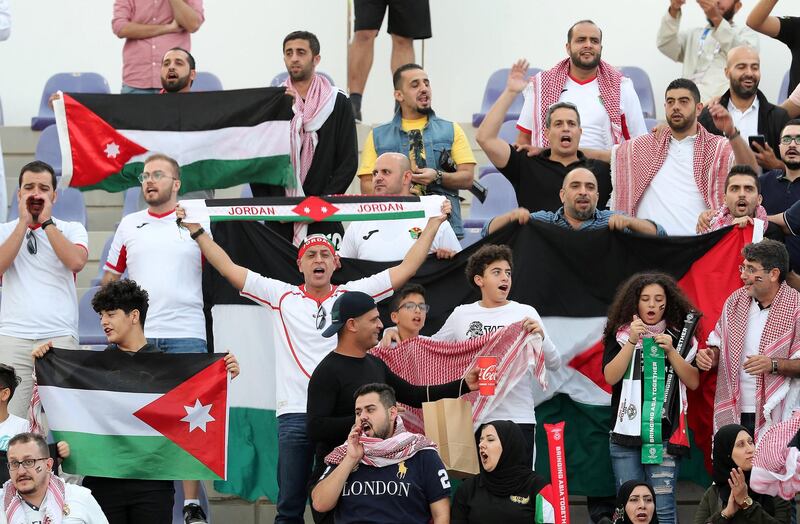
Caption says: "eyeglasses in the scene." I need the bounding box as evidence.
[739,264,767,275]
[315,305,327,330]
[137,171,176,183]
[26,230,37,255]
[7,458,48,471]
[780,135,800,145]
[396,302,431,313]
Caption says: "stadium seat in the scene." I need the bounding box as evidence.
[645,118,659,132]
[463,172,518,229]
[8,187,88,228]
[35,125,62,176]
[460,228,483,249]
[122,186,143,217]
[472,67,541,128]
[269,71,336,87]
[619,66,656,120]
[477,120,521,178]
[778,70,790,105]
[191,72,223,92]
[31,72,111,130]
[91,227,119,287]
[0,95,4,126]
[78,287,106,346]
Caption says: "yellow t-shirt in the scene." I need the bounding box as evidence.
[357,117,476,176]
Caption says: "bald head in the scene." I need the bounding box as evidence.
[726,46,760,99]
[562,167,597,189]
[372,153,413,195]
[727,46,759,68]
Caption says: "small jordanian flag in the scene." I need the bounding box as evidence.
[34,348,229,480]
[53,88,295,194]
[536,485,556,524]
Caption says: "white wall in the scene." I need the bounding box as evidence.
[0,0,793,127]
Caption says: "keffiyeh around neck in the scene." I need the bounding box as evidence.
[3,474,65,524]
[324,416,437,468]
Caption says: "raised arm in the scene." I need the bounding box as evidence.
[387,205,448,289]
[656,0,687,62]
[0,201,28,275]
[311,427,363,513]
[708,102,760,173]
[746,0,781,37]
[39,198,87,273]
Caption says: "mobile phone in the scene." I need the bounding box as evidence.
[749,135,766,152]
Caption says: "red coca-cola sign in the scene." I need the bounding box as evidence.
[477,356,498,396]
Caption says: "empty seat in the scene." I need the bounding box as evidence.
[91,227,120,287]
[463,172,518,229]
[122,186,143,217]
[8,187,87,227]
[472,67,541,128]
[191,72,223,92]
[35,125,62,176]
[31,72,111,130]
[78,287,106,346]
[619,66,656,120]
[645,118,659,132]
[778,70,791,105]
[269,71,336,87]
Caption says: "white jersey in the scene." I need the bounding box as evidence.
[241,269,393,416]
[338,218,461,262]
[0,482,109,524]
[105,209,210,339]
[517,75,647,150]
[0,219,87,340]
[0,414,28,451]
[433,301,560,424]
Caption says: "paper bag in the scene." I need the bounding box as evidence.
[423,398,479,478]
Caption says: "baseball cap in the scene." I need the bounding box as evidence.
[321,291,377,338]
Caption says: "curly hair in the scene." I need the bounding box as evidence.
[92,279,150,328]
[465,244,513,289]
[602,272,697,344]
[0,364,21,400]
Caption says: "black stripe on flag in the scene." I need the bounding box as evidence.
[206,195,422,207]
[35,348,224,393]
[69,88,293,131]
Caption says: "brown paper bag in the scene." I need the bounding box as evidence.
[422,398,479,478]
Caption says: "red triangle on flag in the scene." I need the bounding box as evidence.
[63,94,149,188]
[292,196,339,222]
[133,358,228,478]
[567,338,611,394]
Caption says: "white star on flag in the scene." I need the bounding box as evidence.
[104,142,120,159]
[321,207,328,213]
[304,207,311,213]
[180,399,215,432]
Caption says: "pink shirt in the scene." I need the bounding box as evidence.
[112,0,204,89]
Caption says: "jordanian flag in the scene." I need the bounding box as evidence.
[35,349,229,480]
[204,220,755,501]
[53,88,294,194]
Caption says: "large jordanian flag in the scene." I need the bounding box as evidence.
[53,88,295,194]
[205,220,756,501]
[35,348,229,480]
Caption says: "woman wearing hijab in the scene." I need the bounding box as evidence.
[694,424,790,524]
[451,420,548,524]
[613,480,658,524]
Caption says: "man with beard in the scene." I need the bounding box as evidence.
[102,154,210,523]
[0,161,87,418]
[482,167,665,236]
[698,46,789,170]
[477,60,613,212]
[311,383,451,524]
[357,64,476,238]
[605,78,759,236]
[250,30,357,249]
[160,46,195,93]
[657,0,759,102]
[515,20,648,150]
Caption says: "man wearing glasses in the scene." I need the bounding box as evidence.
[0,432,107,523]
[0,161,87,419]
[696,239,800,439]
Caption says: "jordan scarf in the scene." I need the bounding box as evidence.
[324,416,437,467]
[370,321,547,434]
[750,409,800,499]
[712,283,800,438]
[702,204,769,234]
[528,58,623,148]
[3,475,66,524]
[610,124,733,216]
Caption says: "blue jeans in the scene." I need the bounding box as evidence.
[609,440,680,524]
[121,84,160,94]
[276,413,315,524]
[147,338,207,354]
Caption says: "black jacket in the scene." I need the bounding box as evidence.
[698,89,790,159]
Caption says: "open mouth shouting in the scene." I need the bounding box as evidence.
[416,93,430,106]
[559,134,573,148]
[361,421,373,437]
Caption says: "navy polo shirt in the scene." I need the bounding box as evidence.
[760,169,800,271]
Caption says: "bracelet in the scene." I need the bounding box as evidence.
[40,218,55,230]
[190,227,205,240]
[627,338,637,346]
[720,510,730,520]
[724,127,741,140]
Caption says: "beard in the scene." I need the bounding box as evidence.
[568,203,595,221]
[569,50,601,71]
[668,111,696,133]
[785,160,800,170]
[730,76,759,99]
[161,73,192,93]
[287,64,313,82]
[413,104,434,116]
[143,188,173,207]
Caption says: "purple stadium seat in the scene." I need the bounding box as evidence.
[472,67,541,128]
[8,187,87,228]
[31,72,110,131]
[35,125,62,176]
[122,187,143,217]
[778,70,790,105]
[78,287,106,346]
[191,72,223,92]
[270,71,336,87]
[91,227,120,287]
[477,113,525,179]
[645,118,659,132]
[463,172,518,229]
[619,66,656,120]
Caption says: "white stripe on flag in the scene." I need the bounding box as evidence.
[121,121,290,165]
[38,386,161,436]
[53,93,75,184]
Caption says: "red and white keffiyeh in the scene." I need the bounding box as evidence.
[751,409,800,499]
[611,124,733,216]
[701,204,769,234]
[370,322,547,434]
[324,416,437,467]
[3,475,66,524]
[528,58,624,148]
[712,283,800,439]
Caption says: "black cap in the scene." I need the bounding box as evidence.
[321,291,377,338]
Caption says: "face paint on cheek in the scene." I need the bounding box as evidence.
[755,276,763,282]
[658,304,665,311]
[35,466,42,473]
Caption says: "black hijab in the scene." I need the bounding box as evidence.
[476,420,546,498]
[613,480,659,524]
[712,423,771,509]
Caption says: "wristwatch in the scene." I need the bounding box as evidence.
[739,496,753,510]
[724,127,741,140]
[434,170,443,184]
[772,359,779,375]
[40,218,55,230]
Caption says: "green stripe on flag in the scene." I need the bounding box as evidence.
[75,156,294,194]
[55,430,220,480]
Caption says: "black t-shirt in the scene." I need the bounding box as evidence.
[777,17,800,97]
[451,474,548,524]
[499,146,612,212]
[103,343,160,354]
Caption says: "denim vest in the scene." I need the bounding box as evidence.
[372,111,463,237]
